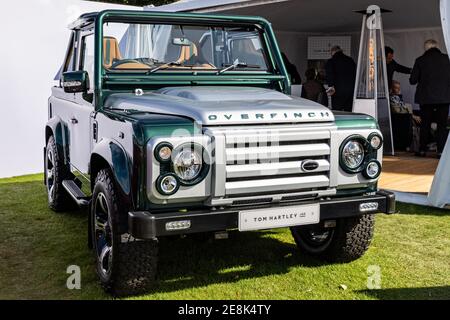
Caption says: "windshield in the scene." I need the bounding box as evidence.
[103,22,270,72]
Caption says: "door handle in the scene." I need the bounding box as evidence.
[70,117,78,124]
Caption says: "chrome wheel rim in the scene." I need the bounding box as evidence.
[308,230,332,244]
[94,192,113,278]
[46,148,55,201]
[297,225,334,248]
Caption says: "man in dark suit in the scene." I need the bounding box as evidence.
[410,39,450,157]
[281,52,302,85]
[385,46,412,89]
[325,46,356,112]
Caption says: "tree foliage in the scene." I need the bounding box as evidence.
[88,0,176,7]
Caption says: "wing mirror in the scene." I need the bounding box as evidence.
[172,37,193,46]
[62,71,89,93]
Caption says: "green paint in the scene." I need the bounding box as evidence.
[142,124,199,141]
[334,114,379,130]
[100,109,198,146]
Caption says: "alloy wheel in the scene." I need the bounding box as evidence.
[46,148,55,201]
[94,192,113,278]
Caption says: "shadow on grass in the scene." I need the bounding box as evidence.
[396,202,450,217]
[2,179,336,297]
[358,286,450,300]
[150,231,331,295]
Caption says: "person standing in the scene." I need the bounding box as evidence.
[301,68,327,106]
[281,52,302,85]
[410,39,450,158]
[385,46,412,89]
[325,46,356,112]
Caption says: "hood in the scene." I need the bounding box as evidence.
[104,86,334,126]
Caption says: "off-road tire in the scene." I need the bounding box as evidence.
[291,214,375,263]
[45,135,73,211]
[91,168,158,297]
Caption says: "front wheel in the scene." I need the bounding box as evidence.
[91,168,158,297]
[290,214,375,262]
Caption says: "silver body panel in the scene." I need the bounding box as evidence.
[147,135,213,204]
[50,83,382,209]
[104,86,334,126]
[148,120,383,207]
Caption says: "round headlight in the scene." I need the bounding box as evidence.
[341,140,365,170]
[157,174,179,195]
[173,145,203,182]
[364,160,381,179]
[368,133,383,150]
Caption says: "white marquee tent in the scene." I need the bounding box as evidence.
[147,0,447,113]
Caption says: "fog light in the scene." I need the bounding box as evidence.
[165,220,191,231]
[359,202,379,212]
[157,174,179,195]
[363,160,381,179]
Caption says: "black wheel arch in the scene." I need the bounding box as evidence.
[90,139,134,233]
[45,116,70,163]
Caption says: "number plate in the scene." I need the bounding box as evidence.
[238,204,320,231]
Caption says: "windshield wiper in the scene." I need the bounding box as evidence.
[217,59,260,75]
[147,61,181,74]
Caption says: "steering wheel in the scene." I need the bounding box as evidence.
[110,59,145,69]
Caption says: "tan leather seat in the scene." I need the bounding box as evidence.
[176,42,215,69]
[103,37,122,68]
[103,37,150,70]
[176,43,198,64]
[103,36,214,70]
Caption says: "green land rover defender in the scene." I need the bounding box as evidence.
[44,10,395,296]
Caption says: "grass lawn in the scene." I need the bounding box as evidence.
[0,174,449,300]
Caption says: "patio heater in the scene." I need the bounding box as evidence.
[353,5,394,155]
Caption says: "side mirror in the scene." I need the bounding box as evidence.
[62,71,89,93]
[172,37,193,46]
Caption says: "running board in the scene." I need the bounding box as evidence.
[62,180,90,208]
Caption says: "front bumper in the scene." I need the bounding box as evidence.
[128,190,395,239]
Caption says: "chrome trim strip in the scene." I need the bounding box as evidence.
[226,143,330,163]
[225,175,330,195]
[208,188,337,206]
[226,159,330,178]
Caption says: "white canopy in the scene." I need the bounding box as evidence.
[148,0,445,112]
[148,0,441,32]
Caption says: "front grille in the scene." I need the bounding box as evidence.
[209,126,332,198]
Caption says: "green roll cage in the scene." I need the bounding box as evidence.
[69,9,290,110]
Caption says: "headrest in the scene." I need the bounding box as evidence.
[103,37,122,68]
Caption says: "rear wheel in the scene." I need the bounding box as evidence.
[45,136,73,211]
[290,214,375,262]
[91,168,158,297]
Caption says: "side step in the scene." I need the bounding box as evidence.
[62,180,90,208]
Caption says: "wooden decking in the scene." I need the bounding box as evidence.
[379,153,439,193]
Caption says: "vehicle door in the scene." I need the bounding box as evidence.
[51,30,95,174]
[67,30,96,174]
